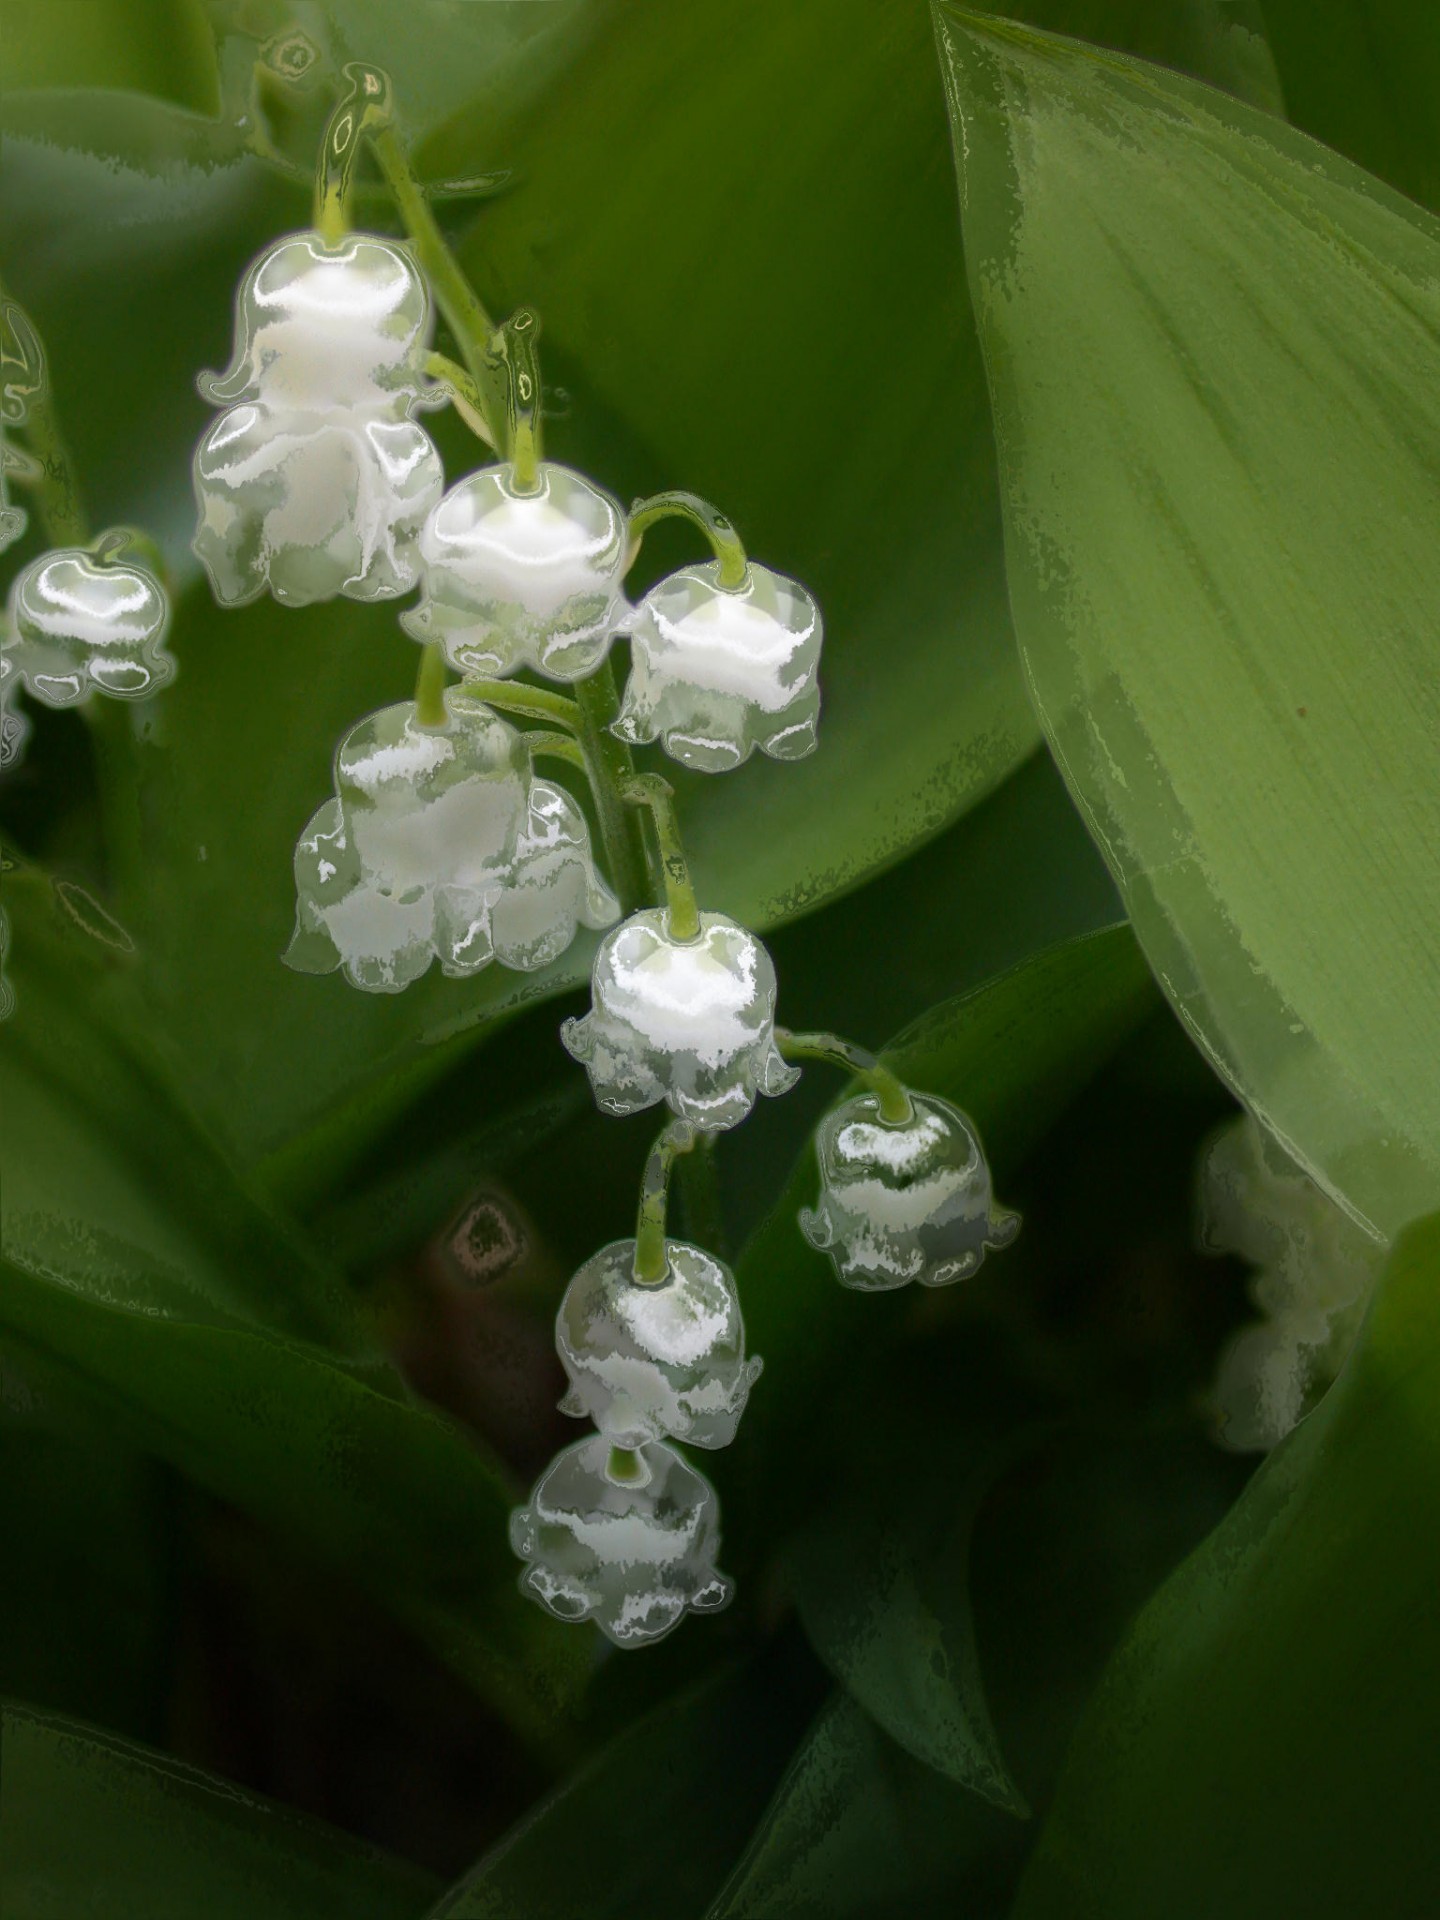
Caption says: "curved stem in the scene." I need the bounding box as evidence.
[523,729,586,773]
[370,123,509,447]
[573,664,649,916]
[775,1028,914,1125]
[458,678,583,733]
[633,1120,698,1283]
[315,62,391,243]
[414,642,449,728]
[627,490,748,591]
[423,351,496,448]
[622,774,698,940]
[497,308,543,488]
[677,1133,726,1262]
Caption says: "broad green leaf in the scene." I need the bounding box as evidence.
[715,924,1156,1565]
[936,9,1440,1239]
[1012,1210,1440,1918]
[0,1703,438,1920]
[1261,0,1440,213]
[0,0,218,110]
[0,899,586,1745]
[427,1643,820,1919]
[704,1690,1009,1920]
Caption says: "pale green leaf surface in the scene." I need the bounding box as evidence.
[0,1703,437,1920]
[936,8,1440,1238]
[1012,1209,1440,1917]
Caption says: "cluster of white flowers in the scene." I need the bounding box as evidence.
[192,232,444,607]
[1199,1114,1383,1452]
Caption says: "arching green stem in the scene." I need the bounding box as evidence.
[622,774,699,940]
[573,664,649,916]
[314,62,392,244]
[423,351,496,448]
[496,308,543,489]
[775,1028,915,1125]
[523,730,586,774]
[414,642,449,728]
[626,490,749,591]
[633,1120,698,1283]
[458,678,583,734]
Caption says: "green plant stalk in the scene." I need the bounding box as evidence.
[370,124,510,448]
[573,663,650,915]
[413,642,449,727]
[633,1120,698,1283]
[776,1028,914,1124]
[523,730,587,773]
[459,678,584,733]
[627,489,749,589]
[622,773,699,939]
[677,1132,727,1261]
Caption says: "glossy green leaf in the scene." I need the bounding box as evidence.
[1012,1210,1440,1918]
[704,1690,1008,1920]
[0,899,585,1745]
[0,0,218,109]
[426,1644,820,1919]
[936,8,1440,1239]
[0,1703,438,1920]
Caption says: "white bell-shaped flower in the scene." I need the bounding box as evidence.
[402,461,628,681]
[562,908,797,1131]
[510,1434,731,1647]
[193,406,442,608]
[800,1091,1018,1290]
[489,779,619,972]
[200,230,434,416]
[1200,1115,1382,1452]
[556,1238,762,1449]
[613,561,821,772]
[4,544,174,706]
[287,688,529,993]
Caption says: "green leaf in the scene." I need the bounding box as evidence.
[704,1690,1010,1920]
[424,1644,820,1919]
[1011,1210,1440,1918]
[0,899,586,1747]
[1260,0,1440,213]
[935,8,1440,1239]
[0,0,218,110]
[0,1703,438,1920]
[716,924,1157,1558]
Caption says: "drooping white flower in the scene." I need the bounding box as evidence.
[510,1433,731,1648]
[561,908,797,1130]
[4,544,174,706]
[193,406,442,608]
[556,1238,762,1449]
[1200,1115,1383,1452]
[403,461,628,681]
[192,229,442,608]
[286,689,615,993]
[613,561,821,772]
[799,1090,1018,1290]
[200,230,434,416]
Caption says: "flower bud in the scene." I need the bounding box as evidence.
[5,545,173,706]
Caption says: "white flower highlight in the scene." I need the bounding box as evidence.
[4,544,174,706]
[556,1238,762,1449]
[192,230,442,608]
[1200,1115,1383,1452]
[403,461,628,681]
[561,909,797,1130]
[510,1433,731,1648]
[286,687,616,993]
[613,560,822,772]
[800,1090,1018,1290]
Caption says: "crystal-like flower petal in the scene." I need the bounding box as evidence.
[510,1434,731,1647]
[200,230,434,415]
[5,545,173,707]
[556,1238,762,1449]
[799,1091,1018,1290]
[403,462,627,682]
[193,405,442,607]
[613,560,821,772]
[561,909,797,1130]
